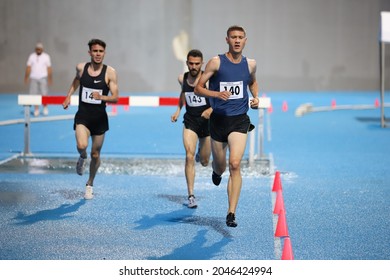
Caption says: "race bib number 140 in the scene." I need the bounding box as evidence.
[81,87,102,104]
[220,81,244,100]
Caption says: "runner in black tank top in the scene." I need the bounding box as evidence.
[171,49,212,209]
[62,39,119,200]
[181,71,211,139]
[74,62,110,135]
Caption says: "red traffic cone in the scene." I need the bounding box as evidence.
[275,209,289,237]
[282,101,288,112]
[112,105,118,115]
[272,171,282,192]
[273,190,285,215]
[268,103,273,114]
[375,98,380,108]
[281,237,294,260]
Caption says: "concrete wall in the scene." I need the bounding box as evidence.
[1,0,390,93]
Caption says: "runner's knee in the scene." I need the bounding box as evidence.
[185,153,195,163]
[200,157,209,167]
[76,142,88,151]
[229,159,241,172]
[90,150,100,160]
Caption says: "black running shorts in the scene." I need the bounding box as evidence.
[74,112,109,136]
[210,113,251,142]
[183,112,210,138]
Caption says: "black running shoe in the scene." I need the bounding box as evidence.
[226,212,237,227]
[212,171,222,186]
[195,152,200,163]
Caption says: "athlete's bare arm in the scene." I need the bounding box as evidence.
[62,63,84,109]
[195,56,231,101]
[247,59,259,109]
[97,66,118,103]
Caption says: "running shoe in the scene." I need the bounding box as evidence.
[84,184,94,200]
[226,212,237,227]
[33,110,39,117]
[187,195,197,208]
[212,171,222,186]
[195,152,200,163]
[43,107,49,116]
[76,156,85,175]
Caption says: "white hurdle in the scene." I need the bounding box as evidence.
[248,96,272,170]
[380,11,390,128]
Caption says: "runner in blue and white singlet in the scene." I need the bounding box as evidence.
[209,54,251,116]
[195,26,259,227]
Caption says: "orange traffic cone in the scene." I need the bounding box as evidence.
[281,237,294,260]
[272,171,282,192]
[275,209,289,237]
[273,190,285,215]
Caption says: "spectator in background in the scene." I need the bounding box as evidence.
[24,42,53,116]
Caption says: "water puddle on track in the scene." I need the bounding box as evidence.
[0,157,274,178]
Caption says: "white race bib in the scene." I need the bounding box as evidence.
[220,81,244,100]
[81,87,102,104]
[185,92,207,107]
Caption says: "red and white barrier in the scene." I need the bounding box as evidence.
[18,94,271,108]
[17,95,271,164]
[17,95,181,155]
[17,95,180,107]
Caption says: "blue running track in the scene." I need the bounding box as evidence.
[0,92,389,260]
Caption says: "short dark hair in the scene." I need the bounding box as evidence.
[88,39,106,50]
[226,25,246,37]
[187,49,203,60]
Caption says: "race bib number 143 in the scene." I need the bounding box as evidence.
[185,92,207,107]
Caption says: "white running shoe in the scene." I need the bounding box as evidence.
[76,156,85,175]
[33,110,39,117]
[84,185,94,200]
[43,107,49,116]
[188,195,197,208]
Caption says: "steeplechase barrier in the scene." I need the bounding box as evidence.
[16,94,272,171]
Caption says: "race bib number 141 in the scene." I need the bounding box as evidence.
[81,87,102,104]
